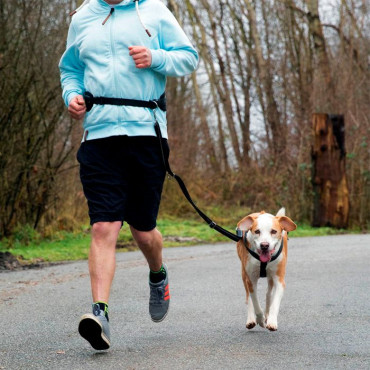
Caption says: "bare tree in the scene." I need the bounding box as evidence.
[0,0,78,236]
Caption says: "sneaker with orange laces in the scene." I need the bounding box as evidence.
[149,264,170,322]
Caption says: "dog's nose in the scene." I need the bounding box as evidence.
[260,242,269,251]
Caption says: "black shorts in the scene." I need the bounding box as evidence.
[77,135,169,231]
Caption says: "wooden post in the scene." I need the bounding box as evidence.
[311,114,349,228]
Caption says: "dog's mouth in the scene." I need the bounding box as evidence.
[258,248,275,263]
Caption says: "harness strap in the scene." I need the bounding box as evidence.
[83,91,167,112]
[260,241,284,277]
[237,228,283,259]
[260,263,268,278]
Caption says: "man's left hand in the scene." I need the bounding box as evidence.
[128,46,152,69]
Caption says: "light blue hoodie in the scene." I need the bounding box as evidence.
[59,0,198,140]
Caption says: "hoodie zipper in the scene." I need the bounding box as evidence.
[106,7,119,121]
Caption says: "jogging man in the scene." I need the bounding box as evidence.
[59,0,198,350]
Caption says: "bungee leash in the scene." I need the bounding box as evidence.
[152,119,241,243]
[153,116,284,278]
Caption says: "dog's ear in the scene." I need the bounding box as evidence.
[237,213,259,230]
[278,216,297,232]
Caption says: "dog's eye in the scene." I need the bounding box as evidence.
[255,230,260,235]
[271,229,277,235]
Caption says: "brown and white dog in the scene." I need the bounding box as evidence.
[236,208,297,331]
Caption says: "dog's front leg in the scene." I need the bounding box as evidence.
[250,288,265,328]
[247,276,265,328]
[242,268,258,329]
[246,294,256,329]
[265,278,285,331]
[265,278,274,323]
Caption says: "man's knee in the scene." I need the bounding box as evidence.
[92,221,121,241]
[130,227,161,249]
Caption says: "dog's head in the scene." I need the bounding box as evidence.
[237,209,297,263]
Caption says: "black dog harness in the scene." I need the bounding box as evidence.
[83,91,282,277]
[236,227,284,278]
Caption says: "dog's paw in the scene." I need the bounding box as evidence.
[246,321,256,330]
[266,319,278,331]
[256,313,266,328]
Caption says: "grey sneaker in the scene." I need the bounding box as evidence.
[78,303,110,350]
[149,264,170,322]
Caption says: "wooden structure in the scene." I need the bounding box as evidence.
[311,114,349,228]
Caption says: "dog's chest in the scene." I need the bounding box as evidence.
[245,256,281,279]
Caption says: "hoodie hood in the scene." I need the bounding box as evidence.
[70,0,151,36]
[71,0,141,14]
[90,0,137,11]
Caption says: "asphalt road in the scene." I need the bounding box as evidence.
[1,234,369,370]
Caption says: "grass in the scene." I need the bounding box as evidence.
[0,217,362,265]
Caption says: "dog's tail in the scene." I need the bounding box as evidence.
[276,207,286,217]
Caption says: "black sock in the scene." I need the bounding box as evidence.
[149,265,166,283]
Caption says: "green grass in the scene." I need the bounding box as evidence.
[0,218,362,265]
[0,231,91,262]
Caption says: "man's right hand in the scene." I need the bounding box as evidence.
[68,95,86,120]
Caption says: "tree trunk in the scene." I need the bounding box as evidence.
[311,113,349,228]
[305,0,333,111]
[243,0,286,159]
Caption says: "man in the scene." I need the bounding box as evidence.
[59,0,198,350]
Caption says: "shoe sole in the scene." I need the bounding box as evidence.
[78,314,110,350]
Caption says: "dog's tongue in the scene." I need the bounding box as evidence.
[260,252,271,263]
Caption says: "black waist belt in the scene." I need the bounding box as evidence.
[83,91,167,112]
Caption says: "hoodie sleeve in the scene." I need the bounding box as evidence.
[149,6,198,77]
[59,21,85,107]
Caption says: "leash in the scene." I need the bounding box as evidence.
[82,91,283,277]
[83,91,235,241]
[154,117,284,277]
[152,118,241,243]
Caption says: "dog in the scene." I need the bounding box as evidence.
[236,208,297,331]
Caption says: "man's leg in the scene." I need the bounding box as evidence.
[89,221,122,303]
[78,221,121,350]
[130,225,170,322]
[130,226,163,271]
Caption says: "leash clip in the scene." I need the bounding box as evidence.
[235,228,243,238]
[151,100,159,123]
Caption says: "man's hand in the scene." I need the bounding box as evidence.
[68,95,86,120]
[128,46,152,69]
